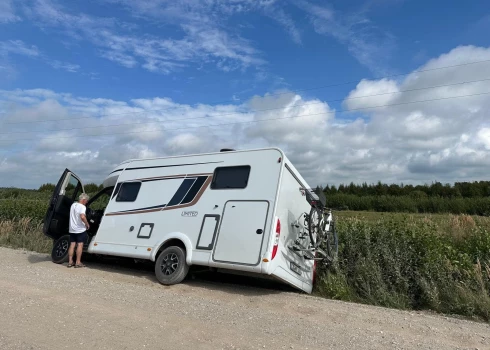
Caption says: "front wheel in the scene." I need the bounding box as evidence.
[154,246,189,285]
[51,235,70,264]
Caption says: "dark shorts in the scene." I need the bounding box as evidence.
[69,231,87,244]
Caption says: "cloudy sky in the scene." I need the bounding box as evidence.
[1,0,490,189]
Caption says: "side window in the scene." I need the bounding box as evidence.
[116,182,142,202]
[65,174,82,200]
[211,166,251,189]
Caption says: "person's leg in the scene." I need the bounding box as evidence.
[75,243,83,265]
[68,233,76,266]
[75,231,87,266]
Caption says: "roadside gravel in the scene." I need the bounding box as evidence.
[0,247,488,350]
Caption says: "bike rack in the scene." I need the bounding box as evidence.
[288,185,339,265]
[288,213,331,262]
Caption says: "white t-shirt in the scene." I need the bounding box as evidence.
[69,202,87,234]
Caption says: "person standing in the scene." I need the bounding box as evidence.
[68,193,90,268]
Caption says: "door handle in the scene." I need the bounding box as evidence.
[256,229,263,234]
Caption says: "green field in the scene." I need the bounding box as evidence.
[0,191,489,321]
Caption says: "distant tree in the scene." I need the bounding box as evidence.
[387,184,402,196]
[338,184,346,193]
[409,190,428,199]
[84,183,101,194]
[38,183,55,192]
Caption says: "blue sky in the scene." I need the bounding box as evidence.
[2,0,487,106]
[1,0,490,188]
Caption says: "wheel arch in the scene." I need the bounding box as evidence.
[150,232,193,265]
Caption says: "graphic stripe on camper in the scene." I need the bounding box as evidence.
[105,174,212,216]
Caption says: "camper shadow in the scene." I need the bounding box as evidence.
[185,268,297,297]
[41,254,296,297]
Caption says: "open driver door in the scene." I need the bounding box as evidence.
[43,168,85,240]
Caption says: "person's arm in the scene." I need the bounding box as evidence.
[79,206,90,230]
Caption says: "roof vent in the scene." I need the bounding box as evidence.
[220,148,236,152]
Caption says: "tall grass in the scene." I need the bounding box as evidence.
[315,214,490,321]
[0,218,52,254]
[0,199,48,221]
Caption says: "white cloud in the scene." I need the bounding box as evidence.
[2,45,490,188]
[23,0,266,74]
[343,78,399,110]
[0,40,39,57]
[0,0,20,23]
[99,50,138,68]
[47,60,80,72]
[477,128,490,150]
[296,1,395,74]
[0,39,80,73]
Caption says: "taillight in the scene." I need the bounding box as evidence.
[271,218,281,260]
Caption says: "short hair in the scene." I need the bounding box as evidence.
[79,193,90,201]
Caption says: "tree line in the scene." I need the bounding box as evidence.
[323,181,490,198]
[38,183,104,194]
[37,180,490,198]
[32,180,490,215]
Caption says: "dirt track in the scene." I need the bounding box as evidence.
[0,247,488,350]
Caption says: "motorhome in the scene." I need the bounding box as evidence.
[43,147,320,293]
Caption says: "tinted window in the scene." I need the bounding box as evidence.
[116,182,141,202]
[65,175,82,200]
[211,166,250,189]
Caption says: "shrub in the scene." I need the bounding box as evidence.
[315,215,490,320]
[38,183,56,192]
[0,199,48,221]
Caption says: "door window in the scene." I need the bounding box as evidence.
[65,174,82,200]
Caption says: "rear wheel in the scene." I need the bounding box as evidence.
[154,246,189,285]
[51,235,70,264]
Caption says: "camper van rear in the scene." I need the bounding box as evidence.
[43,148,317,293]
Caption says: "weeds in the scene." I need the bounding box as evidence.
[0,218,52,254]
[315,214,490,321]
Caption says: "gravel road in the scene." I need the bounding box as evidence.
[0,246,488,350]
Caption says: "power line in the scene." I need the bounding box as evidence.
[4,58,490,125]
[1,91,488,143]
[2,77,490,135]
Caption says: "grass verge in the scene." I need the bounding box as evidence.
[0,218,52,254]
[315,214,490,321]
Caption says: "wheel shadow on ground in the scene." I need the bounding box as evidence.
[26,252,297,297]
[27,254,51,264]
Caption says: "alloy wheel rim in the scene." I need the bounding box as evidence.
[161,253,179,276]
[55,239,69,258]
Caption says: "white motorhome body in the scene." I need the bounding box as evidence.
[43,148,317,293]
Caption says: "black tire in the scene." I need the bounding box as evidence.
[308,206,323,248]
[154,246,189,285]
[51,235,70,264]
